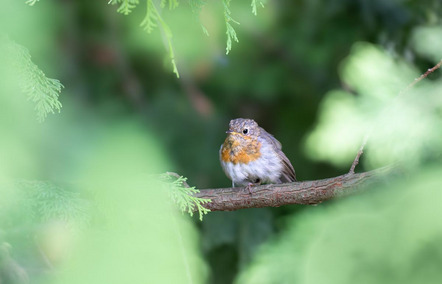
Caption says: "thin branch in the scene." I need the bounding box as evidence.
[349,135,368,174]
[193,166,394,212]
[399,59,442,96]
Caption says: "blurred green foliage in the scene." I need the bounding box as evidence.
[237,167,442,284]
[306,41,442,168]
[0,38,63,122]
[0,0,442,283]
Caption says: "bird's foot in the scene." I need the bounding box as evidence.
[244,183,254,194]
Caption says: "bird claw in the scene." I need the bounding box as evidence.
[244,183,254,194]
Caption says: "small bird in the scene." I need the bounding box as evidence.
[220,118,296,190]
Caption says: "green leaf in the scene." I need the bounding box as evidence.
[305,43,441,168]
[223,0,240,54]
[161,0,179,9]
[109,0,140,15]
[189,0,209,36]
[238,167,442,284]
[1,38,63,122]
[140,0,159,33]
[162,174,211,221]
[189,0,206,14]
[251,0,264,16]
[140,0,180,77]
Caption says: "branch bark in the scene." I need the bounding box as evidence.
[193,167,394,212]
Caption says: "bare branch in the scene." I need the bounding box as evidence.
[349,136,368,174]
[193,166,394,212]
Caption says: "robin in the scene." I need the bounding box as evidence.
[220,118,296,191]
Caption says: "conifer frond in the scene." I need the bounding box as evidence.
[189,0,209,35]
[223,0,240,54]
[110,0,264,74]
[16,45,63,122]
[189,0,206,14]
[140,0,159,33]
[1,38,63,122]
[162,174,211,221]
[17,180,90,225]
[25,0,39,6]
[251,0,264,16]
[109,0,140,15]
[141,0,180,77]
[161,0,179,9]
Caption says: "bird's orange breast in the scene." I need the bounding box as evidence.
[221,135,262,164]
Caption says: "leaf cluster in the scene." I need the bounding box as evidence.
[0,181,90,233]
[162,173,211,221]
[108,0,140,15]
[0,38,63,122]
[109,0,265,76]
[238,168,442,284]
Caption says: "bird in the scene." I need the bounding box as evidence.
[219,118,296,191]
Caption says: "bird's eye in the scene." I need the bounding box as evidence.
[242,128,248,134]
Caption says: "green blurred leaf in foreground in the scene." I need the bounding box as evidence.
[50,123,208,284]
[306,37,442,169]
[237,167,442,284]
[0,63,208,283]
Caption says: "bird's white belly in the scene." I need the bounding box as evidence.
[220,142,283,186]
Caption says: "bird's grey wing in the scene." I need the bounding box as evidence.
[259,128,282,149]
[277,150,296,182]
[259,128,296,182]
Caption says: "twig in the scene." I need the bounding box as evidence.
[399,59,442,96]
[348,136,368,174]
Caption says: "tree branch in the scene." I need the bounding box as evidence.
[189,60,439,213]
[193,166,394,212]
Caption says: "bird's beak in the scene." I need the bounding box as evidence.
[226,130,240,136]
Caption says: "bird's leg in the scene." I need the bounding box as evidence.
[244,178,261,194]
[245,183,254,194]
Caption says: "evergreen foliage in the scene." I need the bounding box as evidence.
[306,36,442,168]
[223,0,239,54]
[188,0,209,35]
[251,0,264,16]
[0,181,89,233]
[25,0,39,6]
[109,0,264,75]
[238,168,442,284]
[163,174,211,221]
[1,38,63,122]
[109,0,140,15]
[3,1,442,283]
[140,0,178,77]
